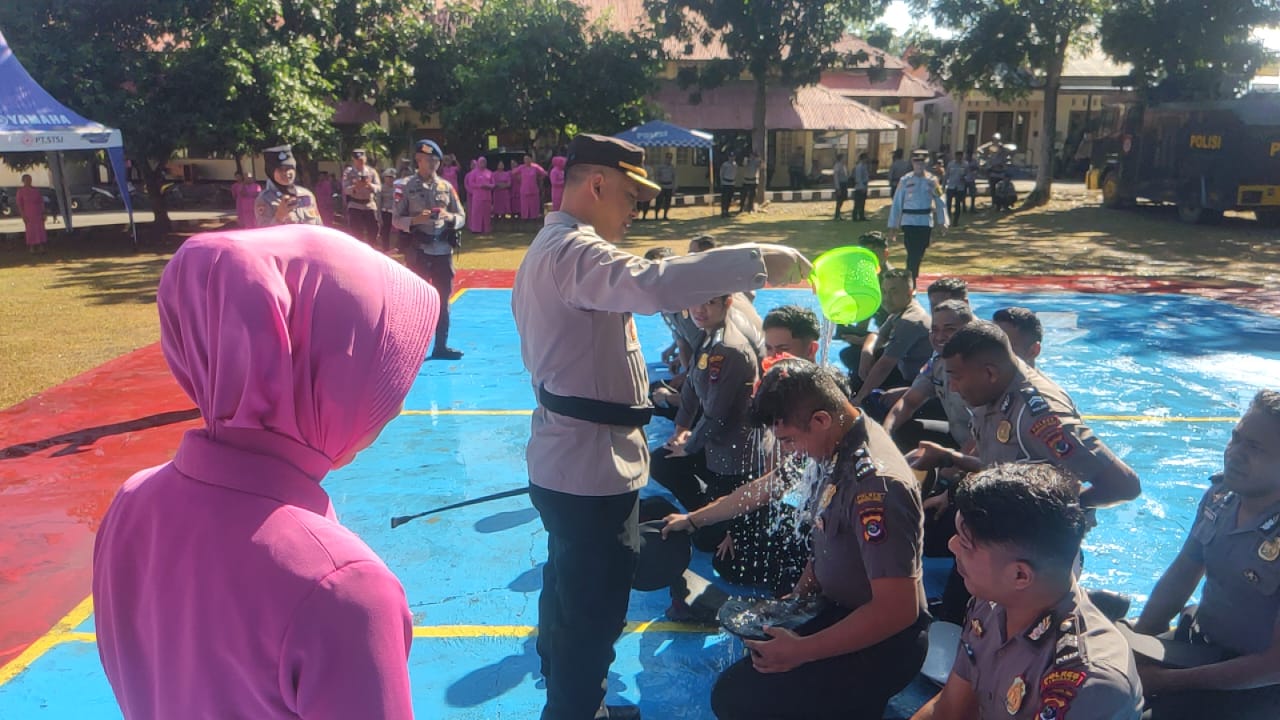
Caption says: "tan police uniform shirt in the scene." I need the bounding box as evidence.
[342,165,381,212]
[1182,484,1280,656]
[970,362,1138,500]
[674,322,759,475]
[809,414,926,614]
[908,353,973,445]
[874,300,933,383]
[953,584,1144,719]
[254,181,322,227]
[391,172,465,256]
[513,210,768,497]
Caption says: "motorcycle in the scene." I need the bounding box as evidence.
[976,140,1019,211]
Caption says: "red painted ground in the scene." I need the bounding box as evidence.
[2,269,1275,672]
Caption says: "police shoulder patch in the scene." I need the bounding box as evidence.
[1037,669,1087,719]
[859,506,886,544]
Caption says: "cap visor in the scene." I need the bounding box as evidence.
[626,171,662,202]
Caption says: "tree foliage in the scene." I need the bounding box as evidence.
[644,0,889,193]
[1100,0,1280,100]
[913,0,1102,206]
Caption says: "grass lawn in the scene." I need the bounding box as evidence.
[3,191,1276,410]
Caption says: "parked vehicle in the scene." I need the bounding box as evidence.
[1087,94,1280,226]
[0,187,11,217]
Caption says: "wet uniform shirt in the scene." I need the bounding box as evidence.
[675,323,759,475]
[1183,484,1280,656]
[908,353,972,445]
[512,211,768,497]
[391,173,465,256]
[874,300,933,383]
[254,181,322,227]
[809,414,925,614]
[970,362,1138,500]
[953,584,1144,719]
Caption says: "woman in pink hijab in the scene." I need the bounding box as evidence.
[492,161,513,219]
[16,174,47,253]
[467,157,495,234]
[93,225,439,720]
[548,156,567,211]
[440,153,461,196]
[513,153,548,220]
[231,170,262,229]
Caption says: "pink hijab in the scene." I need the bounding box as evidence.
[158,225,439,470]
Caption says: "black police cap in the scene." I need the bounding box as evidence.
[566,133,661,201]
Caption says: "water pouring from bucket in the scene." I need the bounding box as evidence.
[809,246,882,325]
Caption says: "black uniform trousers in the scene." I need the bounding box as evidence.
[649,447,748,552]
[378,210,394,251]
[530,484,640,720]
[407,248,454,352]
[834,182,849,218]
[720,184,735,217]
[712,505,810,596]
[346,206,379,247]
[656,188,674,219]
[740,182,757,213]
[901,225,932,288]
[711,608,929,719]
[852,187,868,220]
[946,189,965,224]
[1145,685,1280,720]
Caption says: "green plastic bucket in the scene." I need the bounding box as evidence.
[809,246,882,324]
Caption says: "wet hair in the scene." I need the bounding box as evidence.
[932,299,975,324]
[688,235,718,253]
[954,463,1088,574]
[644,246,675,261]
[763,305,821,343]
[992,307,1044,344]
[927,277,969,301]
[1252,389,1280,421]
[751,360,851,429]
[880,267,913,286]
[941,320,1013,363]
[857,231,888,252]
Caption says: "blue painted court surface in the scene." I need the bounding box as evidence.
[3,288,1280,718]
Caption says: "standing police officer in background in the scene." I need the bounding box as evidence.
[343,148,382,247]
[393,139,466,360]
[255,145,322,227]
[888,149,948,289]
[513,133,810,720]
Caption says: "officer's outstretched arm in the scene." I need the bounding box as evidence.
[1134,547,1203,635]
[909,674,977,720]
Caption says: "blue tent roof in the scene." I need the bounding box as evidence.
[615,120,713,149]
[0,28,101,132]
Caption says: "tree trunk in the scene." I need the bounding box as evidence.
[752,74,768,208]
[142,159,171,235]
[1023,41,1067,208]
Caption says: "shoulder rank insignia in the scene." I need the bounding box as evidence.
[1000,393,1012,414]
[854,456,877,482]
[1021,387,1050,416]
[1261,512,1280,534]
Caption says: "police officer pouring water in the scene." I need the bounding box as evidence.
[254,145,322,227]
[512,133,810,720]
[393,139,465,360]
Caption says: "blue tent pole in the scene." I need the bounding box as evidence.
[106,145,136,246]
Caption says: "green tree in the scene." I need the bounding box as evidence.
[405,0,661,156]
[645,0,889,200]
[1100,0,1280,100]
[915,0,1101,206]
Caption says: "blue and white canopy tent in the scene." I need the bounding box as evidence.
[0,27,135,242]
[615,120,720,207]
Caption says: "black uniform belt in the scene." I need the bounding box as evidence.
[902,208,932,215]
[538,384,653,427]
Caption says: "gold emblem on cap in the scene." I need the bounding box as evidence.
[617,160,649,178]
[996,420,1012,444]
[1006,675,1026,715]
[1259,538,1280,562]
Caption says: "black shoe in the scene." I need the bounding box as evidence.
[430,347,464,360]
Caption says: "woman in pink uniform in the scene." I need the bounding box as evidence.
[231,171,262,228]
[492,161,513,219]
[93,225,439,720]
[549,156,567,211]
[16,174,47,254]
[467,157,495,234]
[440,154,461,196]
[514,153,548,220]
